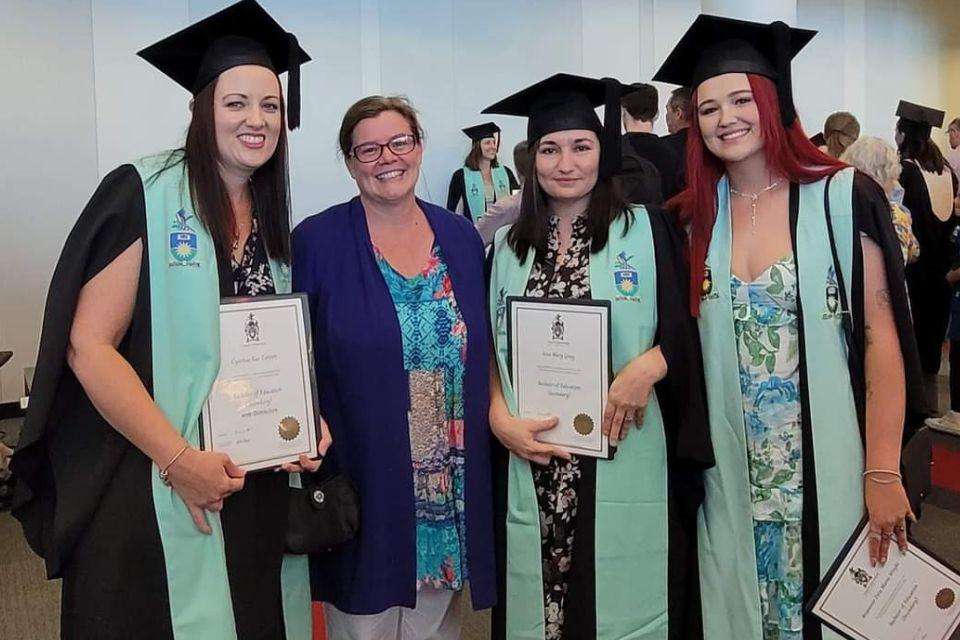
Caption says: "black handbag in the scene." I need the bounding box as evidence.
[285,472,359,554]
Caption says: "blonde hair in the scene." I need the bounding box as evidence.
[840,136,901,189]
[823,111,861,158]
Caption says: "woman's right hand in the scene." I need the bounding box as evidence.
[490,410,570,466]
[165,448,246,534]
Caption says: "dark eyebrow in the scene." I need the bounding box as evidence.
[222,93,247,100]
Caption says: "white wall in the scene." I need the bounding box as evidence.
[2,0,959,402]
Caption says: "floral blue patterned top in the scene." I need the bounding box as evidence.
[731,255,804,640]
[375,243,468,591]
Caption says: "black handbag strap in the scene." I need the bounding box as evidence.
[822,172,856,358]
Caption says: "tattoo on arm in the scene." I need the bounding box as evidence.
[876,289,891,309]
[865,324,873,348]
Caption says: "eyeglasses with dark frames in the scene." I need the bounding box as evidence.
[350,134,419,163]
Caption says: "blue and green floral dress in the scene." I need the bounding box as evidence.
[731,255,804,640]
[375,243,469,592]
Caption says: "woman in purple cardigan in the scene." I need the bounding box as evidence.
[291,95,494,639]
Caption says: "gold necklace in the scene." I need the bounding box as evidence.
[231,218,249,254]
[730,180,782,230]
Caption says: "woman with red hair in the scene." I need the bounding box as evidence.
[655,15,925,640]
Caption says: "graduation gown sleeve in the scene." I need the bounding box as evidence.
[506,166,520,191]
[617,146,664,206]
[648,205,714,639]
[446,168,467,217]
[11,164,149,576]
[850,171,927,436]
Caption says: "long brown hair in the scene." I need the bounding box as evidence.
[155,75,292,266]
[464,138,500,171]
[897,117,947,174]
[507,141,630,262]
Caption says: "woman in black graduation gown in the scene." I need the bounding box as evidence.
[446,122,520,221]
[654,15,925,640]
[895,100,959,414]
[10,2,325,638]
[484,73,713,640]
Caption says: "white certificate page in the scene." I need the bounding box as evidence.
[202,296,318,471]
[510,298,609,458]
[811,523,960,640]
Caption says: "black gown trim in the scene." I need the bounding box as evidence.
[787,182,823,640]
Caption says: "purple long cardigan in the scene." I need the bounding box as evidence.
[291,197,495,614]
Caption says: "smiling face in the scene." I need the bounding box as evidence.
[534,129,600,205]
[213,65,282,178]
[346,110,423,205]
[480,134,499,161]
[695,73,764,164]
[949,123,960,150]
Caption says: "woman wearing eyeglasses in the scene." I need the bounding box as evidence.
[292,95,495,639]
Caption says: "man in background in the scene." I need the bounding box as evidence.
[621,83,681,199]
[661,86,692,193]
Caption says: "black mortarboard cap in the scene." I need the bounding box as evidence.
[462,122,501,141]
[137,0,310,129]
[653,14,816,126]
[482,73,624,178]
[896,100,945,129]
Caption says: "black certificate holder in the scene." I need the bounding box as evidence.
[505,296,616,461]
[198,292,322,472]
[805,515,960,640]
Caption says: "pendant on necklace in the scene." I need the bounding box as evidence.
[730,179,782,232]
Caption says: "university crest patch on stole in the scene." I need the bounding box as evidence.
[701,266,719,300]
[822,265,842,320]
[613,252,641,301]
[169,209,200,267]
[496,287,507,334]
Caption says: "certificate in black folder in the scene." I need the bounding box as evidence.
[507,297,612,459]
[201,294,320,472]
[808,518,960,640]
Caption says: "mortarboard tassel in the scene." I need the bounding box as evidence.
[287,32,301,130]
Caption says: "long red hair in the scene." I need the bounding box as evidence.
[670,74,846,315]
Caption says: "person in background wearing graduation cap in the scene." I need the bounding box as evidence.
[484,73,714,640]
[9,2,325,638]
[446,122,519,223]
[656,15,926,640]
[894,100,959,418]
[292,94,495,640]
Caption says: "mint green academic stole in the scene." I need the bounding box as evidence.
[696,168,863,640]
[489,208,670,639]
[134,153,309,640]
[464,164,511,220]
